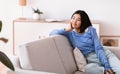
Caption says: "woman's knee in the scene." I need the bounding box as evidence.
[85,63,104,74]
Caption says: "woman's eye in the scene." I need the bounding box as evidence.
[72,16,81,21]
[72,17,75,20]
[77,19,81,21]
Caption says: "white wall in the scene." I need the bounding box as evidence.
[25,0,120,36]
[0,0,120,55]
[0,0,19,55]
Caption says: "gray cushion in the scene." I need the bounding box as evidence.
[73,47,87,72]
[18,37,66,74]
[52,35,77,74]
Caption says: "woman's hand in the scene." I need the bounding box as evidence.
[104,70,114,74]
[64,22,73,32]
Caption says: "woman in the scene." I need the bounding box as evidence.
[49,10,120,74]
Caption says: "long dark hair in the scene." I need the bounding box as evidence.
[71,10,92,33]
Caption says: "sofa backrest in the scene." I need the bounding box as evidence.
[52,35,77,74]
[104,46,120,60]
[17,35,77,74]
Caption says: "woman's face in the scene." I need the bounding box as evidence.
[70,14,81,29]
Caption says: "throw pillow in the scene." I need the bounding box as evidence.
[17,44,33,70]
[73,47,87,72]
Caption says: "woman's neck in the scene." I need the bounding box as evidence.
[73,29,81,33]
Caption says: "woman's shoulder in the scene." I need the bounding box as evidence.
[88,26,96,31]
[88,26,95,29]
[85,26,95,32]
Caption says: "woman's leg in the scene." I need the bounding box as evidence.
[85,63,104,74]
[85,52,104,74]
[104,47,120,74]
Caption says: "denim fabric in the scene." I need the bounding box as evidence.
[85,47,120,74]
[85,52,104,74]
[104,47,120,74]
[85,63,104,74]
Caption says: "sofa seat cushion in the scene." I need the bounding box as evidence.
[17,37,66,74]
[74,71,84,74]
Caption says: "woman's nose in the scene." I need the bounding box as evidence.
[73,19,77,23]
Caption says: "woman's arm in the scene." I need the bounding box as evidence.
[90,27,111,70]
[49,23,73,36]
[49,28,67,36]
[64,22,73,32]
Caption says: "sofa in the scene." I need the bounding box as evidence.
[6,35,120,74]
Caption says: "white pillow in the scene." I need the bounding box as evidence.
[73,47,87,72]
[17,44,33,70]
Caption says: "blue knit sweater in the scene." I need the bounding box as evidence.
[49,26,111,70]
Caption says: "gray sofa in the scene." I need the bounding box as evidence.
[6,35,120,74]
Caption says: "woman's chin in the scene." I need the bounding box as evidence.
[73,27,78,29]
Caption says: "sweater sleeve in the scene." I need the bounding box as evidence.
[91,27,111,70]
[49,28,68,36]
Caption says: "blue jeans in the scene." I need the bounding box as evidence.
[85,47,120,74]
[104,47,120,74]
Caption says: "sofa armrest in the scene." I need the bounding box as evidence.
[104,46,120,60]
